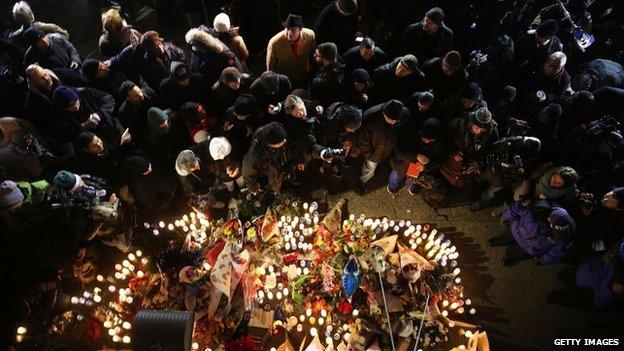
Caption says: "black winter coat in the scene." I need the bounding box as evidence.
[24,34,81,69]
[356,103,405,163]
[399,22,453,62]
[313,1,358,53]
[372,59,426,104]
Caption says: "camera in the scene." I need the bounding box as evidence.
[320,148,347,161]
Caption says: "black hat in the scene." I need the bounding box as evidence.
[520,136,541,159]
[263,122,287,145]
[76,131,96,150]
[260,71,280,92]
[537,19,559,38]
[337,0,358,15]
[460,82,483,101]
[233,94,258,116]
[82,59,100,80]
[351,68,370,83]
[180,102,201,122]
[174,64,190,81]
[23,27,45,46]
[471,107,492,128]
[124,156,151,177]
[317,42,338,62]
[382,99,404,121]
[338,105,363,130]
[501,85,517,102]
[282,14,303,28]
[416,91,434,105]
[421,118,441,139]
[425,7,445,25]
[400,54,418,72]
[220,67,241,83]
[53,85,79,109]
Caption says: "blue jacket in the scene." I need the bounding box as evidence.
[502,201,569,264]
[577,252,624,310]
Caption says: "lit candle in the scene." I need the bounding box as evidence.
[306,308,312,317]
[310,327,318,337]
[352,309,359,317]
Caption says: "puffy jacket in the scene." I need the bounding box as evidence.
[356,103,404,163]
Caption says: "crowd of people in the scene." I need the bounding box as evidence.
[1,0,624,347]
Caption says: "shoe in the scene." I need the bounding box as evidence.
[408,186,420,196]
[386,185,398,195]
[502,254,512,266]
[488,236,509,247]
[358,181,368,195]
[470,199,488,212]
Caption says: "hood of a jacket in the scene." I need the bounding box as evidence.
[185,27,223,53]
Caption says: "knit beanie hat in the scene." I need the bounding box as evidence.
[53,86,79,109]
[147,107,169,134]
[421,118,441,139]
[0,180,24,208]
[400,54,418,72]
[351,68,370,83]
[233,94,258,117]
[460,82,483,101]
[180,102,201,122]
[425,7,445,25]
[175,150,199,176]
[537,19,559,38]
[263,122,287,145]
[209,137,232,160]
[337,105,363,130]
[124,156,151,177]
[416,91,434,105]
[81,59,100,80]
[53,170,81,193]
[317,42,338,62]
[471,107,492,128]
[213,13,231,33]
[260,71,280,92]
[221,67,241,84]
[382,100,404,121]
[76,131,96,150]
[337,0,358,15]
[548,208,575,235]
[23,27,45,47]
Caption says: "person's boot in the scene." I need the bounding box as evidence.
[488,236,512,247]
[386,185,398,196]
[502,253,513,266]
[358,181,368,195]
[408,184,421,196]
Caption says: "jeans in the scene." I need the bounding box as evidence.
[359,159,378,184]
[387,170,418,193]
[222,176,245,192]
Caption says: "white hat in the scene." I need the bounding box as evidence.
[209,137,232,160]
[175,150,199,176]
[213,13,231,33]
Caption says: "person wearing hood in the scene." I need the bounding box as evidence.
[267,14,317,89]
[347,68,372,109]
[356,100,409,194]
[80,44,139,101]
[139,30,185,92]
[223,94,264,158]
[250,71,292,118]
[159,61,209,110]
[422,50,468,102]
[179,102,217,145]
[210,67,243,116]
[442,82,488,124]
[491,202,576,265]
[144,107,188,170]
[23,27,81,70]
[242,122,296,194]
[98,8,142,58]
[342,37,389,77]
[0,179,50,232]
[372,54,426,104]
[121,156,175,211]
[577,238,624,310]
[211,12,250,72]
[185,27,242,86]
[399,7,453,62]
[514,165,580,212]
[9,1,68,52]
[116,81,158,145]
[516,19,563,72]
[388,118,447,195]
[310,42,345,107]
[313,0,359,53]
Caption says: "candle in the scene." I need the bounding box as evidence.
[352,309,359,317]
[122,322,131,329]
[306,308,312,317]
[267,291,273,300]
[310,327,318,337]
[318,317,325,325]
[321,309,327,317]
[283,288,289,296]
[299,315,305,322]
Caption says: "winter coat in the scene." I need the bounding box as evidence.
[209,81,241,116]
[159,61,210,109]
[283,114,322,164]
[10,21,69,52]
[502,201,570,264]
[399,22,453,62]
[577,250,624,310]
[448,117,499,161]
[179,140,241,195]
[516,34,563,71]
[390,134,447,176]
[266,28,316,89]
[316,102,360,148]
[534,167,579,209]
[313,1,358,53]
[185,28,242,86]
[342,45,389,76]
[249,74,292,113]
[574,59,624,91]
[422,58,468,102]
[372,59,426,104]
[0,117,44,182]
[310,62,345,107]
[98,27,141,58]
[116,87,158,145]
[355,103,403,163]
[24,34,81,69]
[85,45,139,100]
[1,180,50,232]
[140,42,185,92]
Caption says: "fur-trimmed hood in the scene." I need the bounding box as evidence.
[185,27,223,53]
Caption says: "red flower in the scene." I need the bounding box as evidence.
[84,318,101,340]
[337,299,353,315]
[282,252,299,265]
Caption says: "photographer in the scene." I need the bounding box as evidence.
[0,117,49,182]
[0,179,51,233]
[576,238,624,310]
[471,135,542,211]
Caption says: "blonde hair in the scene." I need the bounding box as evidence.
[102,9,123,34]
[25,63,44,78]
[12,1,34,24]
[284,94,305,114]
